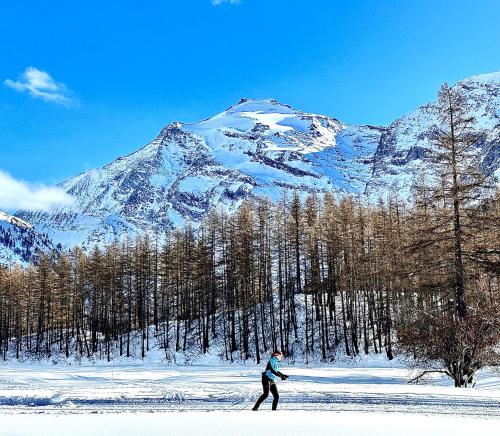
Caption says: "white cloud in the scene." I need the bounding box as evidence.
[4,67,78,106]
[0,170,74,212]
[211,0,241,5]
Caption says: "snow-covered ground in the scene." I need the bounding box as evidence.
[1,411,498,436]
[0,357,499,435]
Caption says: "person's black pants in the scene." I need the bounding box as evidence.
[253,373,279,410]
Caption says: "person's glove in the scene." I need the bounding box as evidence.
[281,375,289,381]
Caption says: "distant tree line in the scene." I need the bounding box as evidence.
[0,84,498,387]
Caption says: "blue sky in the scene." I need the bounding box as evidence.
[1,0,499,187]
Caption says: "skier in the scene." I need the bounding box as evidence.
[252,350,289,411]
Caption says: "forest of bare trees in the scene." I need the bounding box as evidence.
[0,85,498,387]
[0,187,498,377]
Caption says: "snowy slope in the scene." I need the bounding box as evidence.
[367,72,500,197]
[17,73,500,248]
[0,211,57,265]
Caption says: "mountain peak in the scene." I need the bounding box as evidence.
[186,97,308,134]
[224,98,298,114]
[460,71,500,85]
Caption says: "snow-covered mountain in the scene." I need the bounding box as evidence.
[0,211,58,265]
[18,99,383,247]
[17,73,499,248]
[367,72,500,196]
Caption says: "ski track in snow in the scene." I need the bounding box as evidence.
[0,363,499,417]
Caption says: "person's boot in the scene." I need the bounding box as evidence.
[252,406,258,411]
